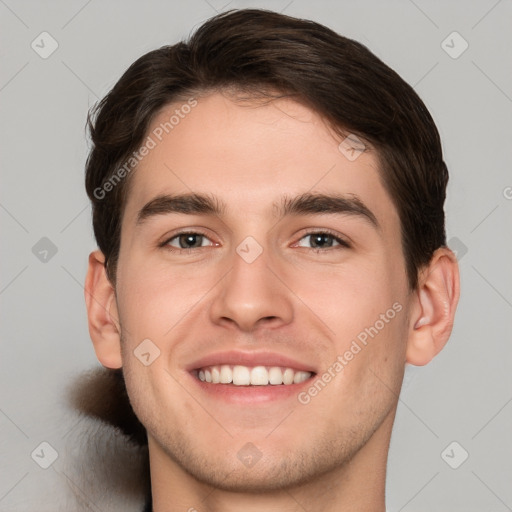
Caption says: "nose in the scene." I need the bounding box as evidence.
[209,245,294,332]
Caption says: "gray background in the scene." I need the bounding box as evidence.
[1,0,511,510]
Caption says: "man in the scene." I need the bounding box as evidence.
[82,8,459,511]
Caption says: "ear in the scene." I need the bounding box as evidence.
[84,250,122,369]
[406,247,460,366]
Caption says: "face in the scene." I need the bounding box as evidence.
[113,92,411,491]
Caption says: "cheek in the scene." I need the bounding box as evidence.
[115,255,218,339]
[289,255,402,334]
[314,305,408,422]
[293,257,408,389]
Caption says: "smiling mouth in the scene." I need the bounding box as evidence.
[193,364,315,386]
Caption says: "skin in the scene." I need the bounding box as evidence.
[85,92,459,512]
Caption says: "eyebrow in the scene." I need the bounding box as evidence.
[136,192,379,230]
[278,192,379,229]
[137,193,225,224]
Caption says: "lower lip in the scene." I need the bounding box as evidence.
[187,372,315,404]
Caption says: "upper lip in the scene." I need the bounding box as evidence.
[186,350,317,373]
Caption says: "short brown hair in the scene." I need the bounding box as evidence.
[85,8,448,290]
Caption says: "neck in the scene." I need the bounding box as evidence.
[148,410,395,512]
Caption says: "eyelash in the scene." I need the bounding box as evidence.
[160,229,351,253]
[296,229,351,251]
[159,230,214,253]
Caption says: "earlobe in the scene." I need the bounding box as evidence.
[406,247,460,366]
[85,250,123,369]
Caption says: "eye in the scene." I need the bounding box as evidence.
[296,232,349,249]
[165,232,214,249]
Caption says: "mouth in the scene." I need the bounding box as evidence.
[186,351,317,403]
[193,364,314,386]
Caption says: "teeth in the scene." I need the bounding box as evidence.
[196,365,312,386]
[220,365,232,384]
[268,366,283,385]
[233,365,250,385]
[293,371,310,384]
[250,366,268,386]
[282,368,294,385]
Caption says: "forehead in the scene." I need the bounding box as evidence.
[123,92,398,228]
